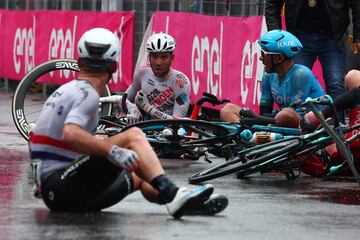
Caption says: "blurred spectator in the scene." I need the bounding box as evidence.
[177,0,200,13]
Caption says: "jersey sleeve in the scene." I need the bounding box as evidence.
[292,67,324,101]
[260,73,274,114]
[172,72,191,118]
[292,66,325,114]
[65,88,99,128]
[125,69,146,102]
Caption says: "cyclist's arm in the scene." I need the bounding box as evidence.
[322,86,360,119]
[125,69,145,102]
[172,74,191,118]
[260,73,274,115]
[64,90,112,156]
[123,69,145,114]
[265,0,284,31]
[293,68,325,113]
[146,107,174,120]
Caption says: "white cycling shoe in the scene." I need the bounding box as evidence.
[166,184,214,219]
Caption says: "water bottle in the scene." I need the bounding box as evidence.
[249,131,283,144]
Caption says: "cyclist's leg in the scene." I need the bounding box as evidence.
[274,107,301,128]
[106,127,218,217]
[345,69,360,90]
[107,127,165,183]
[299,153,327,177]
[317,35,346,102]
[41,155,131,211]
[293,32,317,69]
[220,103,242,122]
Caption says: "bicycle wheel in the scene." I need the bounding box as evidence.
[188,138,302,184]
[12,59,112,141]
[235,140,331,179]
[121,119,231,157]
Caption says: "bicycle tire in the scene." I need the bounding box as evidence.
[188,138,301,184]
[12,59,112,141]
[121,119,231,156]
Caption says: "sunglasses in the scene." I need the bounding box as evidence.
[261,49,282,57]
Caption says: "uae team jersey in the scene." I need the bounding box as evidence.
[126,67,191,118]
[29,80,100,181]
[260,64,325,115]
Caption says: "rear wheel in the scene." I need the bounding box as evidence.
[12,59,112,141]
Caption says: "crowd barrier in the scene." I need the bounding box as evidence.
[0,10,134,91]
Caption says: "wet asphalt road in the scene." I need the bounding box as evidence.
[1,89,360,240]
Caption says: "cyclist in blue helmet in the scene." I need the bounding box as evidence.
[259,29,302,57]
[220,29,325,128]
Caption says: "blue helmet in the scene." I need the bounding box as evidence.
[258,30,303,58]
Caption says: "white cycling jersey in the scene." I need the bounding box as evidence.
[29,80,99,181]
[125,66,191,118]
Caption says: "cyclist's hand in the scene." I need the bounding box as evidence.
[107,145,139,171]
[135,90,150,109]
[126,107,142,125]
[299,111,320,133]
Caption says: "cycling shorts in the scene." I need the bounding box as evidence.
[41,154,134,211]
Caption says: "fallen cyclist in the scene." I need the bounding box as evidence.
[28,28,228,217]
[298,70,360,177]
[122,32,191,124]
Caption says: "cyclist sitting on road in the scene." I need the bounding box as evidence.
[28,28,228,217]
[220,29,325,128]
[123,32,191,124]
[299,70,360,176]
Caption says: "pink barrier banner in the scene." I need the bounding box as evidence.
[0,10,134,91]
[149,11,325,112]
[150,12,265,111]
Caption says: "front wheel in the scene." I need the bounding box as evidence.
[121,119,231,158]
[12,59,112,141]
[188,138,301,184]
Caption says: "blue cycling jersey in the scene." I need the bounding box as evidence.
[260,64,325,116]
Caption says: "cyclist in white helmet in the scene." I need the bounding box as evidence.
[123,32,191,124]
[28,28,228,217]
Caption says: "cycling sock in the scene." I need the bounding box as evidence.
[150,174,179,204]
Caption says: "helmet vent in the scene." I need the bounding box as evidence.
[85,42,110,59]
[291,47,300,53]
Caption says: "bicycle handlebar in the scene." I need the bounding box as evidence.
[195,92,230,106]
[121,93,128,114]
[190,92,230,120]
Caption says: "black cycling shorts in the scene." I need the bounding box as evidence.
[41,154,134,212]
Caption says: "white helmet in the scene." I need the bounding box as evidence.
[78,28,120,62]
[146,33,176,53]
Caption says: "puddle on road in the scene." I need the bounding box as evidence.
[302,178,360,205]
[306,188,360,205]
[0,148,28,206]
